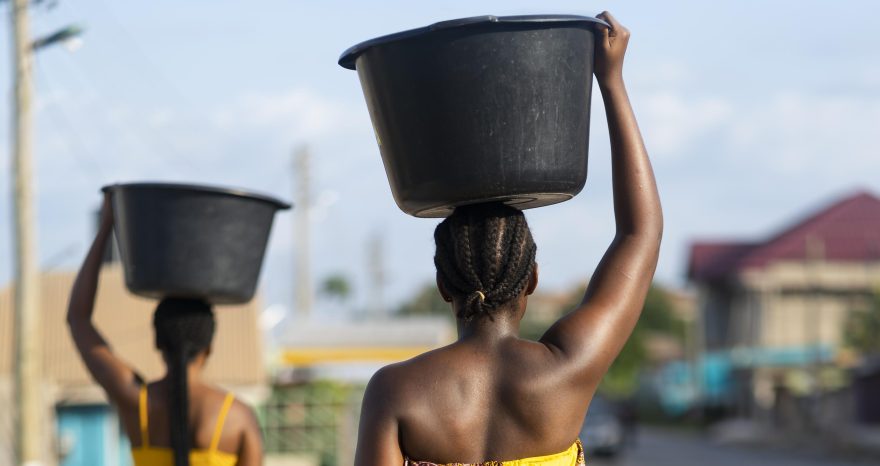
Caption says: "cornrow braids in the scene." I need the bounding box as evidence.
[489,221,537,305]
[455,219,484,290]
[481,215,505,290]
[434,203,537,322]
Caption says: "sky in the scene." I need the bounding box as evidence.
[1,0,879,320]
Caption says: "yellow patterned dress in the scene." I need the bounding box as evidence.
[404,440,585,466]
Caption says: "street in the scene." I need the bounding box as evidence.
[586,428,880,466]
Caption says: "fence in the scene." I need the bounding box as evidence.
[261,381,366,466]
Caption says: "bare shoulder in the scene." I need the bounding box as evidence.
[223,395,260,431]
[365,361,405,399]
[211,389,262,454]
[385,345,464,383]
[230,397,257,417]
[199,385,260,434]
[363,349,447,408]
[207,393,262,459]
[359,363,404,426]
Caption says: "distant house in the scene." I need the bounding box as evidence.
[686,191,880,414]
[0,265,266,466]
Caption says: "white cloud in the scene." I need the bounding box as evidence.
[631,88,879,181]
[212,89,360,140]
[726,92,880,177]
[638,91,732,159]
[629,61,696,89]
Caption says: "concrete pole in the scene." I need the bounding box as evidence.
[805,234,825,430]
[693,285,707,418]
[294,146,313,319]
[10,0,44,464]
[367,233,385,318]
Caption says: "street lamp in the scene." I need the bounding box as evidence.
[31,24,84,51]
[31,24,84,52]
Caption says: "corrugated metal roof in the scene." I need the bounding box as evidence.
[0,265,265,389]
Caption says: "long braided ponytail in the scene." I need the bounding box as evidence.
[434,203,537,321]
[153,298,215,466]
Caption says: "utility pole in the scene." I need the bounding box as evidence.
[805,234,825,431]
[367,233,386,318]
[10,0,43,463]
[294,146,313,319]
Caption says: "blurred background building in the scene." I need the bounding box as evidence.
[656,190,880,447]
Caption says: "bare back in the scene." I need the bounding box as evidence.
[372,337,595,463]
[119,380,255,455]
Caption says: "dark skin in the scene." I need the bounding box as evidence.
[66,194,263,465]
[355,12,662,465]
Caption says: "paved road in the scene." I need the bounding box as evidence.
[586,428,880,466]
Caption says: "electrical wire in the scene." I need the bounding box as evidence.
[53,49,198,177]
[33,55,107,185]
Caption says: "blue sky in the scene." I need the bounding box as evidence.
[1,0,879,317]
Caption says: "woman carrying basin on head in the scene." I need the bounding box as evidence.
[355,12,662,466]
[67,193,263,466]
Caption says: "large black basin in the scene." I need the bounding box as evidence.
[340,15,608,217]
[103,183,291,304]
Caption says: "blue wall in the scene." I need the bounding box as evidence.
[57,404,132,466]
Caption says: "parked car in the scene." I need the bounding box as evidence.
[579,395,624,457]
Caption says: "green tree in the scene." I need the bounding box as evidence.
[396,282,453,319]
[639,285,687,340]
[320,274,352,302]
[845,291,880,355]
[601,285,685,395]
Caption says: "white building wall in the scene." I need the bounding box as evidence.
[741,261,880,351]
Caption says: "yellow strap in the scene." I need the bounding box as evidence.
[138,385,150,448]
[209,393,236,452]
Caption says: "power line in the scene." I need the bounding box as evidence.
[92,0,195,106]
[32,56,106,185]
[51,50,198,176]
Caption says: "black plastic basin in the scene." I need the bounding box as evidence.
[340,14,608,217]
[103,183,291,305]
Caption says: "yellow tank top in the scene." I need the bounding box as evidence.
[131,385,239,466]
[404,440,585,466]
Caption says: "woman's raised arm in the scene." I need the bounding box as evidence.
[67,193,141,404]
[540,11,663,384]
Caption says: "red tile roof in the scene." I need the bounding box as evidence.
[687,241,758,281]
[688,191,880,281]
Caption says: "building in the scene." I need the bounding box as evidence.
[686,190,880,416]
[0,265,266,466]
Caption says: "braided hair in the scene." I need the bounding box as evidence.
[153,298,216,466]
[434,203,537,322]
